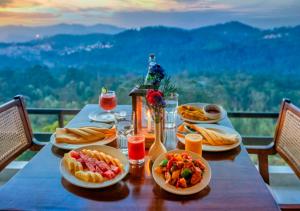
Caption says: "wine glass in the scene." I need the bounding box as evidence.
[98,90,117,121]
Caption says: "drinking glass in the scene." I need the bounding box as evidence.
[165,93,178,128]
[99,90,117,120]
[127,135,145,165]
[185,133,203,156]
[117,120,133,155]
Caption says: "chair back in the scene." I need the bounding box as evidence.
[0,95,33,171]
[274,99,300,179]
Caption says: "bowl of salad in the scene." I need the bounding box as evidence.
[152,149,211,195]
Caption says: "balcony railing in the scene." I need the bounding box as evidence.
[228,112,278,145]
[27,108,80,142]
[28,108,278,146]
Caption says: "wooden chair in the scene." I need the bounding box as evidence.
[246,99,300,210]
[0,95,46,172]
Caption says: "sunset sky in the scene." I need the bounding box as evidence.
[0,0,299,28]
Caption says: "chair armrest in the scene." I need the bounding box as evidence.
[30,138,48,151]
[246,142,277,155]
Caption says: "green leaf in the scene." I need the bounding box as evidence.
[101,87,108,94]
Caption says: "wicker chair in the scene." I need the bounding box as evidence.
[0,95,46,172]
[246,99,300,210]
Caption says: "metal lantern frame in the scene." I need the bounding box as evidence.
[129,85,165,148]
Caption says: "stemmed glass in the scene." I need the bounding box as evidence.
[99,90,117,121]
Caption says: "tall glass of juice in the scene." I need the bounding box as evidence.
[185,134,203,156]
[127,135,145,165]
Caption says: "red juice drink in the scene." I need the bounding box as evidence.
[128,135,145,165]
[99,91,117,111]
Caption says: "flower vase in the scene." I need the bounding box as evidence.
[148,120,167,161]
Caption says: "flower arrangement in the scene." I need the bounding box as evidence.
[146,88,167,161]
[142,56,174,160]
[146,89,166,123]
[146,89,165,107]
[144,62,176,122]
[148,64,165,87]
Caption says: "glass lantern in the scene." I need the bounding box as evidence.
[129,85,165,148]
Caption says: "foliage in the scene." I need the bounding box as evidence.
[161,76,177,97]
[1,66,295,166]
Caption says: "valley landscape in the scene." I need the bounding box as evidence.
[0,21,299,140]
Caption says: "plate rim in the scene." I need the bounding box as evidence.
[88,111,116,123]
[152,149,211,195]
[60,145,129,188]
[176,124,241,152]
[178,103,227,124]
[50,123,117,150]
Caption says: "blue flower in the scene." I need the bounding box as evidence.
[153,79,160,87]
[149,64,165,82]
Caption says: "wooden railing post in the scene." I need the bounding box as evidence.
[58,112,64,128]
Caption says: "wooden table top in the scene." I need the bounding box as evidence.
[0,105,279,210]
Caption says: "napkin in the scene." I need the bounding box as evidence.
[56,126,116,144]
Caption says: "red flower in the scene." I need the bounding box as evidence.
[146,89,164,106]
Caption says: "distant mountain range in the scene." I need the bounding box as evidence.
[0,21,299,74]
[0,23,125,43]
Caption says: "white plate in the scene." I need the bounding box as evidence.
[177,124,241,152]
[88,111,116,123]
[60,145,129,188]
[50,122,117,150]
[152,149,211,195]
[178,103,227,124]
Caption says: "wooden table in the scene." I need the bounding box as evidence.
[0,105,279,210]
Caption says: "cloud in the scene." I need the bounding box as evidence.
[0,0,13,7]
[0,11,59,26]
[0,0,41,8]
[0,11,58,18]
[0,0,299,28]
[80,7,300,29]
[31,0,231,13]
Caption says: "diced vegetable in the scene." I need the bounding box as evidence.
[170,164,178,172]
[155,152,206,188]
[166,153,173,160]
[159,159,168,167]
[181,168,192,179]
[177,178,187,188]
[155,167,163,174]
[171,170,180,180]
[165,172,171,184]
[190,167,202,185]
[193,159,206,170]
[166,159,174,170]
[177,161,184,169]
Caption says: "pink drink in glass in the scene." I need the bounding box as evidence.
[127,135,145,165]
[99,91,117,112]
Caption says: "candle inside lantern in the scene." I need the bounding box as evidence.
[147,109,152,132]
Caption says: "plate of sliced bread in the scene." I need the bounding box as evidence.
[50,122,117,150]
